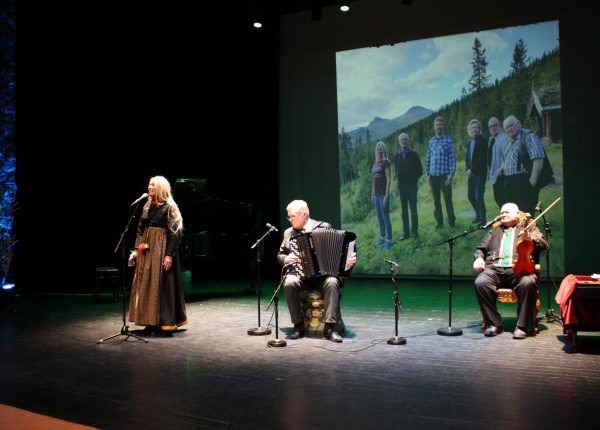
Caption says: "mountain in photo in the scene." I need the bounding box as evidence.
[347,106,433,142]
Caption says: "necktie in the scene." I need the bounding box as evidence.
[498,228,515,267]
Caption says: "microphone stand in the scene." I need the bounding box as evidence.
[247,227,276,336]
[436,224,486,336]
[97,204,148,344]
[386,261,406,345]
[538,202,561,324]
[265,268,288,347]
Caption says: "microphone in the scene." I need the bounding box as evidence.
[130,193,148,207]
[385,259,399,267]
[535,201,543,213]
[481,215,501,229]
[266,223,279,232]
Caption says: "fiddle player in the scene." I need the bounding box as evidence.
[473,203,548,339]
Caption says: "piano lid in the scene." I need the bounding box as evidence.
[174,178,261,236]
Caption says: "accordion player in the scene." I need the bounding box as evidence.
[294,228,357,279]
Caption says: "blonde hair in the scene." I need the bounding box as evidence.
[148,175,183,234]
[467,119,481,137]
[375,141,389,161]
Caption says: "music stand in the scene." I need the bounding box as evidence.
[436,225,483,336]
[97,204,148,344]
[385,260,406,345]
[265,268,288,347]
[247,226,276,336]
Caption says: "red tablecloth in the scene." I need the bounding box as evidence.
[556,274,600,326]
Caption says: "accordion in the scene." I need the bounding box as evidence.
[294,228,356,279]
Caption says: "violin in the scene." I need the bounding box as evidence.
[512,197,562,276]
[513,212,535,276]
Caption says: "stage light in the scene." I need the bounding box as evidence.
[339,2,351,12]
[248,0,265,29]
[2,275,14,290]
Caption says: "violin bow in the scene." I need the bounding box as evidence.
[524,197,561,232]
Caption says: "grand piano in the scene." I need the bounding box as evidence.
[174,178,263,281]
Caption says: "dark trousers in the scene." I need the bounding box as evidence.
[429,175,455,227]
[474,267,537,329]
[504,173,539,216]
[467,174,487,224]
[283,274,341,325]
[492,175,506,209]
[398,183,419,236]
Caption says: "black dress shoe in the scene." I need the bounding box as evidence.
[289,325,304,340]
[484,325,503,337]
[324,324,342,343]
[139,326,159,335]
[327,330,343,343]
[398,235,410,241]
[513,327,527,339]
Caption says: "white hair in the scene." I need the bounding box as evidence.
[286,200,309,215]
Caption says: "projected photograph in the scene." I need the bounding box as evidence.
[337,20,564,277]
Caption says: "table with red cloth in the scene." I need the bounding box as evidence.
[556,274,600,352]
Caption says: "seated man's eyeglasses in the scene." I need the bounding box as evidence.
[287,213,302,220]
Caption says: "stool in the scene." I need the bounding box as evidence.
[299,288,345,336]
[93,267,120,303]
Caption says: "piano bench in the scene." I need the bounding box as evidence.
[92,266,120,304]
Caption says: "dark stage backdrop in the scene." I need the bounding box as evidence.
[278,0,600,279]
[14,2,282,292]
[12,1,600,292]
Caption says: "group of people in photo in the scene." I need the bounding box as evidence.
[371,114,551,249]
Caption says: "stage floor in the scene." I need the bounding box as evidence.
[1,277,599,429]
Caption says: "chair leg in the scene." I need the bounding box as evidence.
[532,312,539,335]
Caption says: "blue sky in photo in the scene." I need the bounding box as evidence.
[336,20,560,132]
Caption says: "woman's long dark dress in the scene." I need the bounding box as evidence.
[128,203,187,330]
